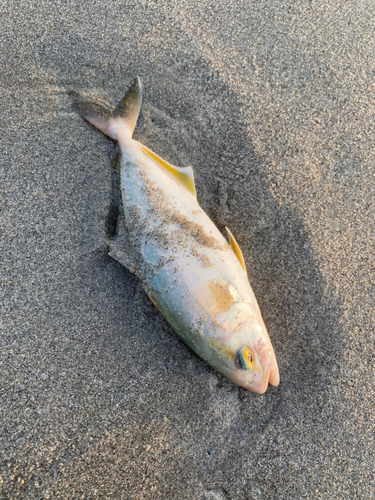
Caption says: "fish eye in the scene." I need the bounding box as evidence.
[237,346,255,370]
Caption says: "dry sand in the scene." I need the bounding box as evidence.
[1,1,374,498]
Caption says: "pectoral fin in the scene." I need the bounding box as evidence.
[225,227,247,276]
[136,142,197,199]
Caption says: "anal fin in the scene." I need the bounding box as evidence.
[106,210,138,275]
[105,158,137,275]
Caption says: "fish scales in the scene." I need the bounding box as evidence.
[74,77,279,393]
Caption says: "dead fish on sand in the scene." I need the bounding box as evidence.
[74,77,279,393]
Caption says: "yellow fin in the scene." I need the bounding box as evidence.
[135,141,196,198]
[225,227,247,276]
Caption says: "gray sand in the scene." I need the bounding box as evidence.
[1,1,374,498]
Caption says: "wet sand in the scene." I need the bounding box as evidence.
[1,1,374,498]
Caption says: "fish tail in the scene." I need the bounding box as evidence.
[71,76,142,140]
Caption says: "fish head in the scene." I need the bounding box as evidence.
[223,319,279,394]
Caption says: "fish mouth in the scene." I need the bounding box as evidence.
[268,357,280,387]
[250,368,271,394]
[250,349,280,394]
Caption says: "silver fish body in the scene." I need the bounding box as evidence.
[74,77,279,393]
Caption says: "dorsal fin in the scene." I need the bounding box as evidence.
[136,141,197,198]
[114,76,142,137]
[225,227,247,275]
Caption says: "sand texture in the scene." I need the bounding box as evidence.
[1,1,374,498]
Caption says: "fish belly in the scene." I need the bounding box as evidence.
[118,149,263,363]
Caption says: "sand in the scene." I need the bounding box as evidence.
[1,1,374,498]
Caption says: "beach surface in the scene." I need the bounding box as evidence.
[1,1,374,498]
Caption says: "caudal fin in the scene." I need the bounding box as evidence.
[72,76,142,140]
[114,76,142,136]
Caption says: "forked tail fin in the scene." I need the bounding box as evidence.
[72,76,142,140]
[113,77,142,135]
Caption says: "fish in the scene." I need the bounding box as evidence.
[73,77,279,393]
